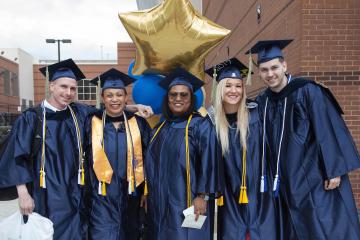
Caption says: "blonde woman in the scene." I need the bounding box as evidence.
[206,58,277,240]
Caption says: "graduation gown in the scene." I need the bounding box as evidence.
[85,110,151,240]
[217,103,278,240]
[0,102,91,240]
[256,78,360,240]
[145,113,221,240]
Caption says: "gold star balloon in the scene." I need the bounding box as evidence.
[119,0,231,79]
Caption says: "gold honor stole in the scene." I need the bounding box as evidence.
[91,113,144,196]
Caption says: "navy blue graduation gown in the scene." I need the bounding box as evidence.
[85,110,151,240]
[0,103,92,240]
[145,113,221,240]
[217,104,278,240]
[256,78,360,240]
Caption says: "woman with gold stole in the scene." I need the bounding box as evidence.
[145,67,221,240]
[85,68,151,240]
[205,58,277,240]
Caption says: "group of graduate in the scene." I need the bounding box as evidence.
[0,39,360,240]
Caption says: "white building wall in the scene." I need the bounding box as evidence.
[18,49,34,106]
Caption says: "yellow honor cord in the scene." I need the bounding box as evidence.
[239,149,249,204]
[185,114,193,208]
[150,121,166,143]
[40,108,47,188]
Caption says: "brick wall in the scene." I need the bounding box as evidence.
[301,0,360,205]
[204,0,360,206]
[33,42,136,105]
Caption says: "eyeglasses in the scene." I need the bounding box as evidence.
[168,92,190,100]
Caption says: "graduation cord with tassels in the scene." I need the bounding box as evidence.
[210,67,218,104]
[123,112,137,195]
[239,149,249,204]
[39,104,84,188]
[145,120,168,194]
[145,120,167,196]
[39,108,47,188]
[260,97,287,196]
[98,110,108,196]
[185,114,193,208]
[260,98,268,193]
[148,114,193,208]
[69,106,85,186]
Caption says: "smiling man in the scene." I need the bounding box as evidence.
[250,40,360,239]
[0,59,92,239]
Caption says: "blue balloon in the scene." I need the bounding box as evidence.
[128,60,205,114]
[194,88,204,110]
[129,61,166,114]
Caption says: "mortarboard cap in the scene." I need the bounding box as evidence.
[39,58,85,81]
[159,67,204,92]
[246,39,293,64]
[90,68,136,90]
[205,58,250,82]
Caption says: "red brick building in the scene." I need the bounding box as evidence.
[203,0,360,206]
[33,43,137,106]
[0,56,20,114]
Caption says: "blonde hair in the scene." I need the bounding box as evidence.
[214,79,249,155]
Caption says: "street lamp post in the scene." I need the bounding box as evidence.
[45,39,72,62]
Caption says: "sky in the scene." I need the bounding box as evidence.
[0,0,138,61]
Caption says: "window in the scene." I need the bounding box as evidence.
[0,68,19,97]
[77,79,97,101]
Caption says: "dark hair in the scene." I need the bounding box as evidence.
[162,92,196,121]
[101,88,127,96]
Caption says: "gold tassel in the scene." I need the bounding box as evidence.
[101,181,107,196]
[144,180,149,195]
[210,67,218,104]
[217,196,224,206]
[81,168,85,185]
[39,170,44,187]
[246,54,253,86]
[45,66,50,99]
[96,76,101,109]
[39,169,46,188]
[239,186,249,204]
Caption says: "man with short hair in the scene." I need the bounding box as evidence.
[0,59,152,239]
[249,40,360,239]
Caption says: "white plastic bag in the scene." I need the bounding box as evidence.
[0,210,54,240]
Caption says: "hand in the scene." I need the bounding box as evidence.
[324,176,341,190]
[136,104,154,119]
[140,195,147,213]
[16,184,35,215]
[193,197,207,221]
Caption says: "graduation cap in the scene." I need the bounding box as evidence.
[39,58,85,81]
[205,58,250,82]
[245,39,293,64]
[159,67,204,92]
[205,58,252,103]
[90,68,136,90]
